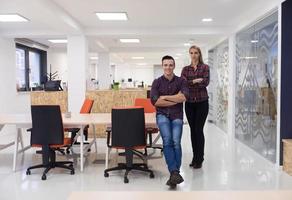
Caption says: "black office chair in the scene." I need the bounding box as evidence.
[104,107,155,183]
[26,105,74,180]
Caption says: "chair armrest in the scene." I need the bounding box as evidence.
[27,128,33,132]
[145,127,159,134]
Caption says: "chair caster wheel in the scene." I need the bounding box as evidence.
[104,172,109,177]
[70,170,75,175]
[69,163,73,168]
[41,174,47,180]
[150,173,155,178]
[26,170,31,175]
[124,177,129,183]
[66,150,71,154]
[87,148,91,152]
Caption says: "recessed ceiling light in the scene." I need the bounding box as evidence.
[176,53,182,56]
[0,14,29,22]
[48,39,67,44]
[90,57,98,60]
[202,18,213,22]
[120,39,140,43]
[251,40,259,43]
[95,12,128,21]
[184,43,191,47]
[132,56,144,60]
[174,57,179,59]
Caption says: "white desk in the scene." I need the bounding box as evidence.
[67,191,292,200]
[0,113,156,172]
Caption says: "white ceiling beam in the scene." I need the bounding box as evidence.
[84,26,233,36]
[0,30,68,38]
[109,47,191,53]
[38,0,83,33]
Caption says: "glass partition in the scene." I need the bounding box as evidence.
[235,12,278,163]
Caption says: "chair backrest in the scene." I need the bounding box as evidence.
[134,98,156,113]
[111,107,146,148]
[30,105,64,145]
[80,99,94,114]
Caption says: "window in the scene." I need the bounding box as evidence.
[15,44,47,91]
[16,48,26,89]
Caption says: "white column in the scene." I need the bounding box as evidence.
[98,52,111,89]
[67,35,88,113]
[227,34,236,139]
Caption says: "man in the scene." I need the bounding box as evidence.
[150,55,189,188]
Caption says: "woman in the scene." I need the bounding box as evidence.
[181,45,209,169]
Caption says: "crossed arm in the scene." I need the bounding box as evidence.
[154,92,186,107]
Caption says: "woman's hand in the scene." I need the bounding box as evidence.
[192,78,203,84]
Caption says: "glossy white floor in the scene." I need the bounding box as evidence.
[1,122,292,200]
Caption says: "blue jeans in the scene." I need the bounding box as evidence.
[157,114,183,173]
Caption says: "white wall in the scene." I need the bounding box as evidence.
[0,37,30,114]
[115,64,154,86]
[47,48,68,83]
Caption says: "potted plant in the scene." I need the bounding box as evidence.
[113,82,120,90]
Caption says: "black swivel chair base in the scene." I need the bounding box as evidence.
[104,148,155,184]
[26,150,75,180]
[144,146,163,156]
[104,163,155,183]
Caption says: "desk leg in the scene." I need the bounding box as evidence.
[18,129,24,150]
[92,124,98,156]
[13,127,21,172]
[105,146,110,170]
[80,126,84,172]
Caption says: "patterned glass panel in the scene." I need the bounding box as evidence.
[235,12,278,163]
[208,40,229,132]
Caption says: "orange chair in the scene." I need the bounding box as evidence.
[66,99,94,154]
[134,98,156,113]
[134,98,163,155]
[80,99,94,114]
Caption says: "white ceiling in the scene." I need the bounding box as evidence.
[0,0,283,66]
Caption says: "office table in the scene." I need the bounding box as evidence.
[67,191,292,200]
[0,113,156,172]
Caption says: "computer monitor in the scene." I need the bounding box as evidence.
[44,80,63,91]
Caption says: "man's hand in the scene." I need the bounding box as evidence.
[159,96,167,100]
[160,92,186,103]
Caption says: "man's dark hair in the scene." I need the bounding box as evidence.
[162,55,175,66]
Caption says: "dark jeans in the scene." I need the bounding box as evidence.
[185,100,209,164]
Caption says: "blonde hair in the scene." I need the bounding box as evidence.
[189,45,204,65]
